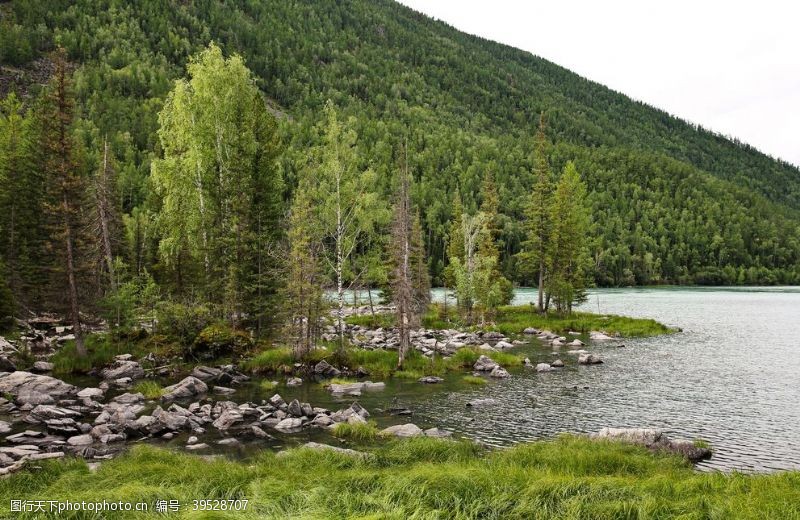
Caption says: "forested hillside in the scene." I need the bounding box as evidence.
[1,0,799,314]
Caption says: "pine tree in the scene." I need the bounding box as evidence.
[389,146,430,368]
[285,170,325,360]
[90,137,122,297]
[547,161,591,313]
[477,171,513,319]
[519,113,553,312]
[0,92,46,312]
[41,50,88,356]
[443,190,464,310]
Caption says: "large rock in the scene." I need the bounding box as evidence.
[299,442,367,458]
[380,423,423,438]
[494,341,514,350]
[589,331,614,341]
[473,355,499,372]
[535,363,553,372]
[161,376,208,401]
[0,371,77,404]
[591,428,711,462]
[101,360,144,381]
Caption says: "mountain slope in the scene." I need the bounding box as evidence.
[1,0,799,285]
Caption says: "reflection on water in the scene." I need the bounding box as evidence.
[321,286,800,472]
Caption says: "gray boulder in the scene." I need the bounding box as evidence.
[0,371,77,404]
[591,427,711,462]
[101,360,144,381]
[380,423,423,438]
[473,355,499,372]
[535,363,553,372]
[161,376,208,401]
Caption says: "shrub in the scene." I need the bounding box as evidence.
[191,323,252,361]
[155,302,215,345]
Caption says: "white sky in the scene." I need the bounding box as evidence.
[397,0,800,167]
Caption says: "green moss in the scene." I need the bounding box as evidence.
[191,323,252,361]
[132,380,164,399]
[0,437,797,519]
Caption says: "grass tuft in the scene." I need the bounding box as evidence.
[331,421,379,442]
[462,375,487,385]
[132,380,164,399]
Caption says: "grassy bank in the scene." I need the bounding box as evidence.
[349,304,674,338]
[1,436,797,519]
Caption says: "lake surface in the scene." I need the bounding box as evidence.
[315,287,800,472]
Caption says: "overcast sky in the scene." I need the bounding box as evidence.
[397,0,800,167]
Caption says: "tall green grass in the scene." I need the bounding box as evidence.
[0,436,796,519]
[50,334,133,374]
[132,380,164,399]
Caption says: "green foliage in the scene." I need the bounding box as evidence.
[50,334,130,374]
[132,380,163,400]
[154,301,215,346]
[191,323,252,361]
[1,437,798,519]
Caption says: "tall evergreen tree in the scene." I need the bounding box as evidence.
[547,161,591,313]
[285,169,325,360]
[519,113,553,311]
[41,50,88,356]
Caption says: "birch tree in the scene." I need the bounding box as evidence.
[152,43,282,327]
[310,102,387,352]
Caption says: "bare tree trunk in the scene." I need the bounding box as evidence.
[62,189,85,356]
[97,139,116,293]
[537,259,544,313]
[368,287,375,318]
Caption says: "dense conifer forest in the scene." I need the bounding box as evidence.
[2,0,800,334]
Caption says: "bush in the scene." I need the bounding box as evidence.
[191,323,252,361]
[155,302,215,345]
[51,334,129,374]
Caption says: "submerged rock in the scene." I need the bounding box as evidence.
[418,376,443,384]
[490,366,510,378]
[578,353,603,365]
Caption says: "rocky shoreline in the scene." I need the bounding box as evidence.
[0,313,711,476]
